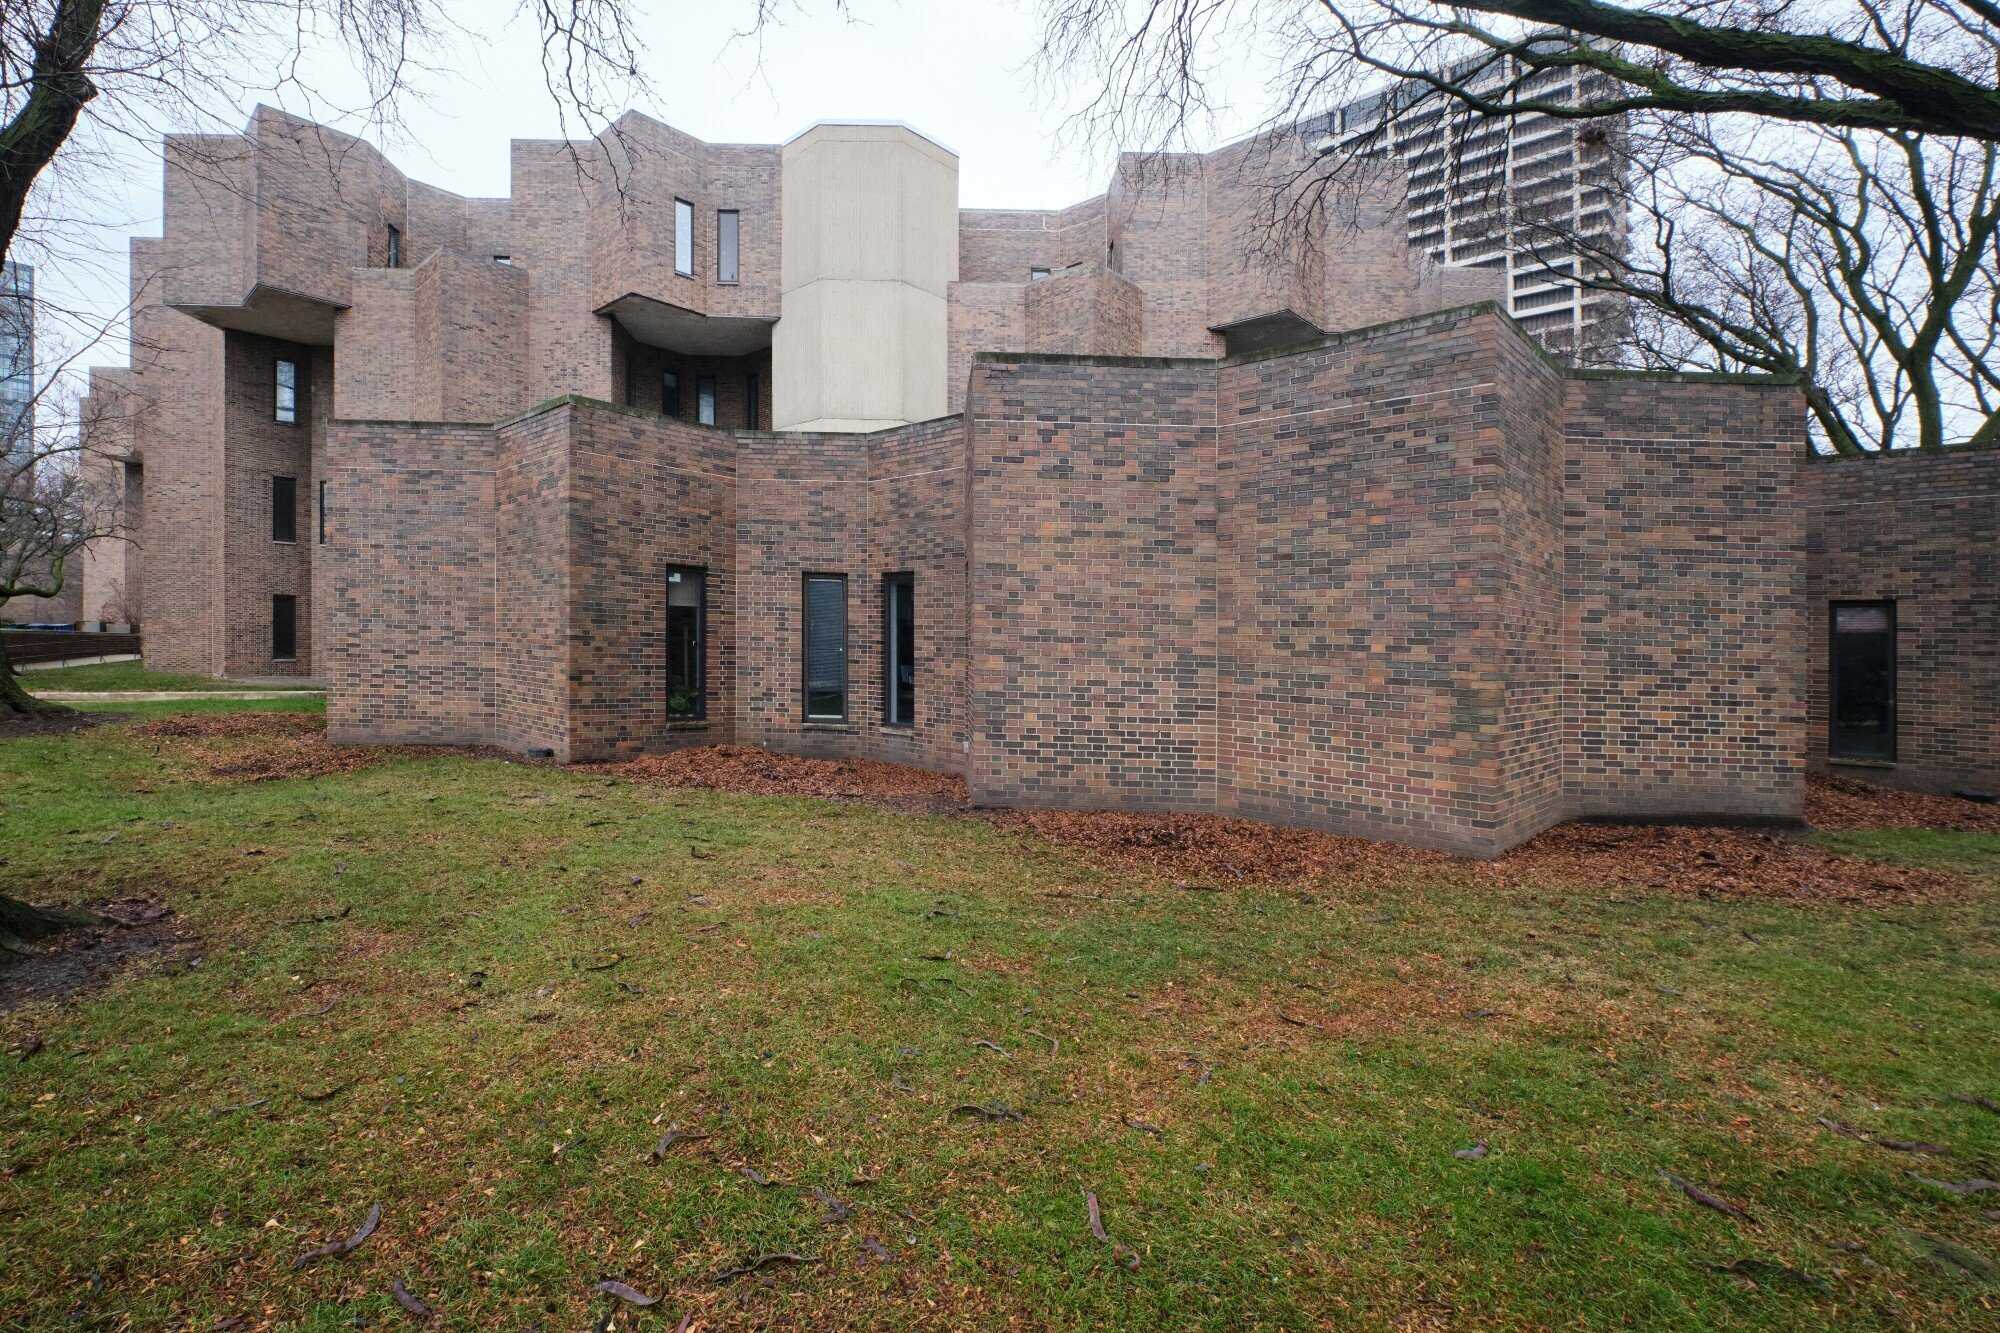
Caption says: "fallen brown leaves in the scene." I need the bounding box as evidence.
[1806,775,2000,833]
[132,713,479,782]
[592,745,966,808]
[594,746,1983,907]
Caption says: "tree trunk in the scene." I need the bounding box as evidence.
[0,628,70,716]
[0,892,101,955]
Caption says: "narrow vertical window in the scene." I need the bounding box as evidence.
[272,594,297,661]
[697,375,717,426]
[803,574,847,720]
[386,223,401,268]
[1830,600,1896,761]
[272,475,297,543]
[623,353,637,408]
[883,572,915,727]
[745,371,759,429]
[666,566,706,720]
[662,370,681,418]
[317,480,327,545]
[275,358,298,424]
[717,209,739,283]
[674,198,694,276]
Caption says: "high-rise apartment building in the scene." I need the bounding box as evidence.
[1313,59,1628,356]
[0,262,33,468]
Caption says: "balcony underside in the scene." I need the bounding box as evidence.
[597,293,775,356]
[169,283,343,346]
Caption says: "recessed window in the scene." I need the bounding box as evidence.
[803,574,847,720]
[745,371,759,429]
[717,209,740,284]
[666,566,706,720]
[272,475,296,544]
[275,358,298,424]
[1030,266,1051,281]
[317,480,327,545]
[623,353,637,408]
[493,254,512,265]
[386,223,401,269]
[663,370,681,418]
[697,375,716,427]
[883,572,915,727]
[272,594,297,661]
[674,198,694,276]
[1830,600,1896,761]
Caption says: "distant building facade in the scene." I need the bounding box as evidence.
[1314,58,1628,357]
[0,262,32,469]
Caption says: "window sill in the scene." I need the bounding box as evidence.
[801,721,856,733]
[273,539,296,546]
[1829,756,1897,769]
[664,720,710,731]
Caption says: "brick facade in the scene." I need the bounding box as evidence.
[1804,447,2000,795]
[82,104,1997,851]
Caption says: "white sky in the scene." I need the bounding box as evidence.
[44,0,1279,372]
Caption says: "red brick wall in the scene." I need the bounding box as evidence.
[220,332,322,676]
[966,355,1221,812]
[324,420,497,744]
[494,405,571,755]
[1804,446,2000,794]
[1561,375,1806,818]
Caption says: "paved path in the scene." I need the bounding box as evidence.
[32,689,325,702]
[17,654,142,671]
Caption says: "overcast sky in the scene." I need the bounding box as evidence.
[43,0,1278,371]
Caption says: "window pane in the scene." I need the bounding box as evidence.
[675,199,693,275]
[804,575,846,719]
[697,376,716,426]
[885,574,915,725]
[386,223,401,268]
[663,370,680,418]
[272,475,296,543]
[318,480,327,544]
[666,566,705,720]
[276,359,297,424]
[272,594,297,660]
[745,372,759,429]
[718,210,739,283]
[1830,600,1896,761]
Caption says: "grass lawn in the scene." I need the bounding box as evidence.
[2,704,1998,1329]
[20,660,322,692]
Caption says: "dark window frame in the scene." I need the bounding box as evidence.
[745,370,759,429]
[317,479,327,545]
[717,208,740,284]
[665,564,708,722]
[882,571,915,727]
[271,474,297,544]
[386,223,401,269]
[696,375,717,426]
[663,369,681,419]
[674,198,695,277]
[1828,599,1898,763]
[272,594,298,662]
[801,572,849,722]
[275,357,298,425]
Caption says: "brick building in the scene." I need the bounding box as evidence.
[75,108,1997,853]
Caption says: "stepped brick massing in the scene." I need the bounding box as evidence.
[1805,449,2000,796]
[81,103,1995,850]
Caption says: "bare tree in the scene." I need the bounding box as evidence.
[1034,1,2000,150]
[1542,120,2000,453]
[1031,1,2000,452]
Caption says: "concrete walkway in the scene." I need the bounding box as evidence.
[33,689,325,702]
[17,653,142,671]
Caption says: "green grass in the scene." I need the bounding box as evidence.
[2,710,1997,1330]
[20,660,321,692]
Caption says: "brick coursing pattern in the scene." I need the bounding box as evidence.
[1804,447,2000,794]
[1561,377,1806,819]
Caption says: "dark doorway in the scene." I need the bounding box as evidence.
[666,566,706,720]
[1829,600,1895,761]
